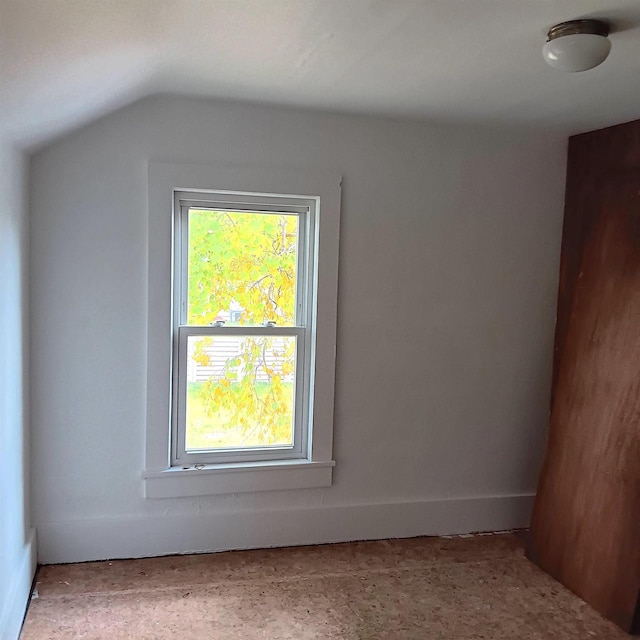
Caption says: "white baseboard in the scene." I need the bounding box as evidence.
[0,528,37,640]
[35,494,534,564]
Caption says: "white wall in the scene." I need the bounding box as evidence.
[0,141,36,639]
[30,95,566,564]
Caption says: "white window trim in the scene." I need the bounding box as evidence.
[144,162,341,498]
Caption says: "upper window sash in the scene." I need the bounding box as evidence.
[174,191,316,330]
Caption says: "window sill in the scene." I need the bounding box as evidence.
[143,459,335,499]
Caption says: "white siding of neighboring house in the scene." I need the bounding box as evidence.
[188,336,295,384]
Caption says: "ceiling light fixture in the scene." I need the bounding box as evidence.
[543,19,611,72]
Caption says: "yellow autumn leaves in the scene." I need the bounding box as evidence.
[188,210,298,326]
[186,211,298,447]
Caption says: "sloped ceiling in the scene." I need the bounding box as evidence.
[2,0,640,150]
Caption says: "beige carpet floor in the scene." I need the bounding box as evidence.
[21,533,627,639]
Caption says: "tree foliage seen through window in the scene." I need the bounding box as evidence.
[185,210,299,450]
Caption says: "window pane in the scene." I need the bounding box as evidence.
[187,209,299,326]
[185,335,296,451]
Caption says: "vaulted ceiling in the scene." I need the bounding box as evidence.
[2,0,640,149]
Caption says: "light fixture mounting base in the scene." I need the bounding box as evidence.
[547,19,609,41]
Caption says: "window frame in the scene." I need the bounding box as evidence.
[144,162,341,498]
[171,191,317,466]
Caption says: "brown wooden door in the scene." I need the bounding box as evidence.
[527,120,640,634]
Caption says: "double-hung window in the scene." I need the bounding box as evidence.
[144,162,340,498]
[173,191,314,466]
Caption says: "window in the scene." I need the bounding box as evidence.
[144,162,340,498]
[172,191,315,466]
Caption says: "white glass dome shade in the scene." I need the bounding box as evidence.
[543,19,611,72]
